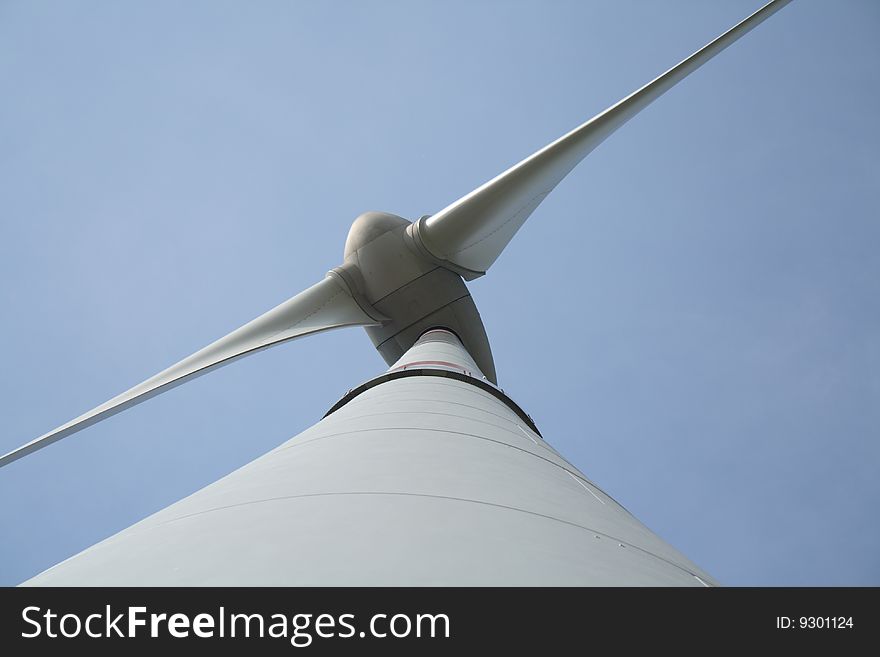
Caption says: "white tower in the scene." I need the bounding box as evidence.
[23,329,716,585]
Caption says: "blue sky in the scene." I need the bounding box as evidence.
[1,0,877,586]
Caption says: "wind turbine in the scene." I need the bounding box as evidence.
[2,0,793,584]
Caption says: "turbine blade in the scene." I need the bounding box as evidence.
[1,276,381,468]
[410,0,793,279]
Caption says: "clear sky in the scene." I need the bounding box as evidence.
[1,0,877,586]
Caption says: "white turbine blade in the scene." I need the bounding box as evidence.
[1,276,382,468]
[411,0,793,279]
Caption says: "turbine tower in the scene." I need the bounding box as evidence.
[3,0,793,585]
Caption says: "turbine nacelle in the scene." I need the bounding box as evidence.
[332,211,497,383]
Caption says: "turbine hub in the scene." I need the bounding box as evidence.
[344,212,411,260]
